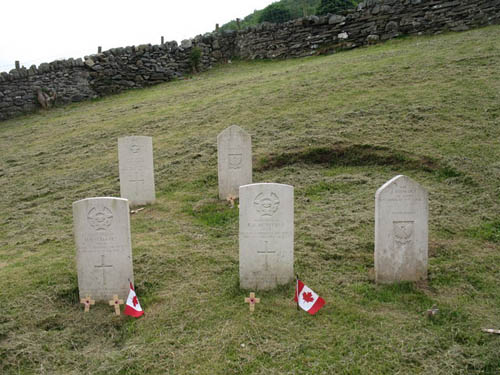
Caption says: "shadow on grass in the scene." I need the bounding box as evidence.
[257,143,471,185]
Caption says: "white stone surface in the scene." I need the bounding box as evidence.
[375,175,428,283]
[217,125,252,200]
[239,183,294,290]
[118,136,155,207]
[73,197,134,301]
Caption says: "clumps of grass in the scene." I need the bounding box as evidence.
[433,165,477,186]
[468,220,500,243]
[424,305,471,327]
[319,251,343,261]
[160,174,217,196]
[435,166,462,179]
[304,181,352,197]
[184,199,238,227]
[192,174,217,189]
[56,284,80,304]
[354,282,435,311]
[36,315,66,332]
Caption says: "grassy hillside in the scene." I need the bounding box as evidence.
[1,26,500,374]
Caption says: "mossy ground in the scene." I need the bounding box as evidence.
[1,26,499,374]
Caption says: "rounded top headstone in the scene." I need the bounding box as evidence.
[217,125,250,141]
[375,175,427,200]
[374,175,428,283]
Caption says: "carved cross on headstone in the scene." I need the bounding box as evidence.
[80,295,95,312]
[257,241,276,270]
[244,292,260,312]
[95,254,113,286]
[109,295,124,316]
[129,171,145,195]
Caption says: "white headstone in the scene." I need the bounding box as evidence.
[239,183,294,290]
[73,197,134,301]
[118,136,155,207]
[217,125,252,200]
[375,175,428,283]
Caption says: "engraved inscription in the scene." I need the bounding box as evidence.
[379,180,423,202]
[81,233,128,254]
[87,207,113,231]
[254,192,280,217]
[228,153,243,170]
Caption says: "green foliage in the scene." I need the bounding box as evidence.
[220,0,320,31]
[189,47,202,73]
[281,0,321,17]
[258,2,293,24]
[184,200,238,228]
[316,0,359,15]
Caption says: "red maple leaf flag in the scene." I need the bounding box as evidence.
[294,279,325,315]
[302,292,314,303]
[124,282,144,318]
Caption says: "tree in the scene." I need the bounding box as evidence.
[258,2,292,24]
[316,0,358,15]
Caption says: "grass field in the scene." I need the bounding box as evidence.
[1,25,499,374]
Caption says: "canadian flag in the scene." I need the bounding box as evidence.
[123,282,144,318]
[294,279,325,315]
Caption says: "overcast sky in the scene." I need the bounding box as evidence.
[0,0,276,72]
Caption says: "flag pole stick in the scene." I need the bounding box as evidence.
[296,274,300,311]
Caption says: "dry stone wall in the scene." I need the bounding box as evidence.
[226,0,500,59]
[86,37,216,96]
[0,61,95,120]
[1,0,499,121]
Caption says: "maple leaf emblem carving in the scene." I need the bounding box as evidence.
[132,296,138,307]
[302,292,314,303]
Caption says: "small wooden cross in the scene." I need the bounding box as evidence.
[109,295,124,316]
[80,295,95,313]
[226,195,236,208]
[244,292,260,312]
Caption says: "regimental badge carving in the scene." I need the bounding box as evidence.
[254,192,280,217]
[130,144,141,154]
[228,153,243,170]
[87,207,113,231]
[393,221,414,247]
